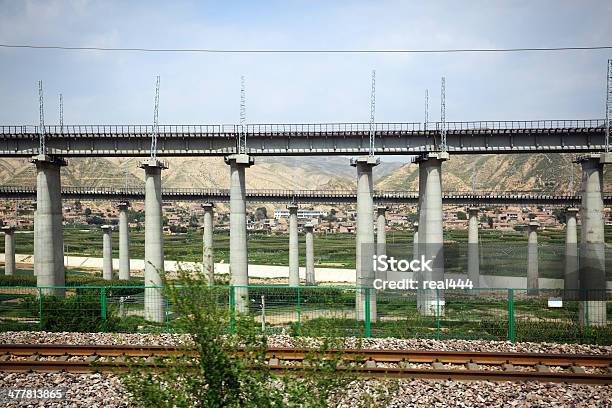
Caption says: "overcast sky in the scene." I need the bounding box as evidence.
[0,0,611,126]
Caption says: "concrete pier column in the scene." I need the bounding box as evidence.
[576,153,609,326]
[304,223,315,285]
[32,155,67,297]
[467,207,480,288]
[140,159,167,322]
[412,222,419,259]
[2,226,16,276]
[376,206,387,281]
[527,221,539,292]
[32,201,38,276]
[117,201,130,280]
[224,154,254,313]
[416,152,448,316]
[202,203,215,285]
[288,204,300,286]
[101,225,113,280]
[351,156,379,321]
[564,208,579,293]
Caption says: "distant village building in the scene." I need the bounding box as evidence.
[273,209,328,219]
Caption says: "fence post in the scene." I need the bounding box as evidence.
[436,288,441,340]
[100,287,107,321]
[297,286,302,336]
[507,289,515,342]
[365,287,371,338]
[38,288,43,329]
[229,286,236,335]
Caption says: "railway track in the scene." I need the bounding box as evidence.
[0,344,610,384]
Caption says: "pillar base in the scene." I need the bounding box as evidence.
[350,156,380,167]
[31,154,67,167]
[139,158,168,170]
[224,154,254,167]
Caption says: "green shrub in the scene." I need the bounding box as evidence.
[22,290,129,333]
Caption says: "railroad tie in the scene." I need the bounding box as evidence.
[56,355,69,362]
[364,360,377,369]
[570,365,585,374]
[502,363,515,371]
[431,362,444,370]
[0,354,10,362]
[26,353,39,362]
[465,362,479,371]
[268,358,280,366]
[85,355,98,363]
[535,364,550,373]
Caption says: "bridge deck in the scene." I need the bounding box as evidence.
[0,120,607,156]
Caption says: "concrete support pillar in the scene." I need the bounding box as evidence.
[117,201,130,280]
[32,155,66,297]
[416,152,448,315]
[412,222,419,260]
[304,223,315,285]
[527,221,539,292]
[101,225,113,280]
[32,201,37,276]
[351,156,379,321]
[202,203,215,285]
[576,153,609,326]
[288,204,299,286]
[376,206,387,281]
[467,207,480,288]
[140,159,167,322]
[2,226,16,276]
[224,154,254,313]
[564,208,579,292]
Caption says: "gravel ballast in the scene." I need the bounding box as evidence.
[0,331,609,355]
[0,332,609,407]
[0,373,610,407]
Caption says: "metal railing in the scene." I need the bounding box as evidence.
[0,119,608,136]
[0,185,607,199]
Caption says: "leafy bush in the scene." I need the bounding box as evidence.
[121,270,393,407]
[22,290,128,332]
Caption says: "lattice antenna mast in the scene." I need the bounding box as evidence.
[424,89,429,130]
[59,93,64,131]
[606,59,612,153]
[239,75,247,154]
[369,69,376,157]
[150,76,160,160]
[440,76,447,152]
[38,80,45,154]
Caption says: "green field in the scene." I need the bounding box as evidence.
[3,225,612,278]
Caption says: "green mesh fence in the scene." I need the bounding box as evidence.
[0,285,609,344]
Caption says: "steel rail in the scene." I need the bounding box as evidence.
[0,344,610,383]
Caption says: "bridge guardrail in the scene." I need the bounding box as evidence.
[1,120,608,136]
